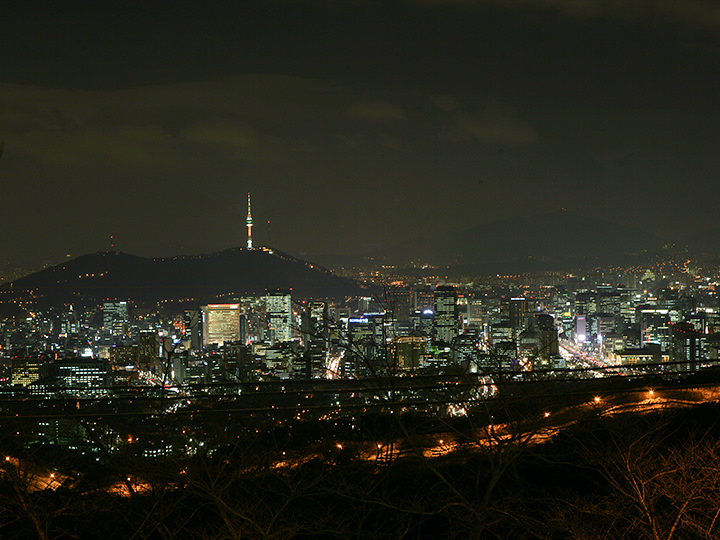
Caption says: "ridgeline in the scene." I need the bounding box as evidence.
[0,247,375,313]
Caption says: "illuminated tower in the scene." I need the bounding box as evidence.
[246,192,253,249]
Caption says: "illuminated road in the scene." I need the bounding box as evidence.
[326,351,343,379]
[559,340,615,376]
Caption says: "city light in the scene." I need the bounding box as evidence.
[0,231,717,511]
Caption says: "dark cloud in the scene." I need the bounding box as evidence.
[346,101,407,122]
[418,0,720,28]
[437,99,537,145]
[0,1,719,268]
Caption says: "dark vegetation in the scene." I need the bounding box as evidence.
[0,248,373,313]
[2,394,720,539]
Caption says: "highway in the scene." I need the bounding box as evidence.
[559,339,615,376]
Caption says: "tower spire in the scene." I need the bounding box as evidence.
[246,192,253,249]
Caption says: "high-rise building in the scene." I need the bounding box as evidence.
[390,335,426,371]
[434,285,458,343]
[410,309,434,336]
[203,304,242,346]
[103,300,128,336]
[136,329,160,366]
[358,296,376,316]
[60,305,80,336]
[575,315,587,344]
[519,313,560,366]
[11,357,41,386]
[345,317,374,377]
[593,313,615,344]
[534,313,560,361]
[386,286,412,322]
[304,301,329,378]
[670,322,702,372]
[451,332,478,366]
[466,298,484,331]
[184,309,203,350]
[265,290,292,344]
[44,358,112,394]
[509,297,529,334]
[414,287,434,312]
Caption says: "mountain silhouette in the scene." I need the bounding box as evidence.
[0,248,373,313]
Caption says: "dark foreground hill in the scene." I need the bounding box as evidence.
[0,247,374,312]
[1,392,720,539]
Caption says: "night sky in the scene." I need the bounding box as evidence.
[2,1,719,268]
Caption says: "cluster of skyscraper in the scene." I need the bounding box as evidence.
[2,281,500,391]
[4,211,720,396]
[3,253,720,459]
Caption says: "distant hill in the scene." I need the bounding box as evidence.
[0,248,374,312]
[389,209,667,272]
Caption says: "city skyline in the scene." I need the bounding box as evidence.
[2,1,720,269]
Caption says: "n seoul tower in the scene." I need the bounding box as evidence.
[246,192,253,249]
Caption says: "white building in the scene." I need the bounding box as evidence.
[202,304,242,346]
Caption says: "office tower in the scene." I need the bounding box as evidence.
[414,286,434,312]
[202,304,242,346]
[637,306,673,350]
[304,301,329,378]
[451,332,478,366]
[11,357,41,386]
[434,285,458,343]
[358,296,374,315]
[390,335,426,370]
[410,309,434,336]
[509,297,529,334]
[593,313,615,344]
[670,322,702,372]
[574,291,595,316]
[61,305,80,336]
[345,316,374,377]
[457,294,468,328]
[136,329,159,362]
[184,309,203,350]
[169,350,188,384]
[534,313,560,361]
[467,298,484,327]
[386,286,412,322]
[520,313,559,365]
[246,192,253,249]
[44,358,112,393]
[576,315,587,344]
[365,312,387,358]
[103,300,128,336]
[265,290,292,344]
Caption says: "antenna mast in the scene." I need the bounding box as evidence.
[246,192,253,249]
